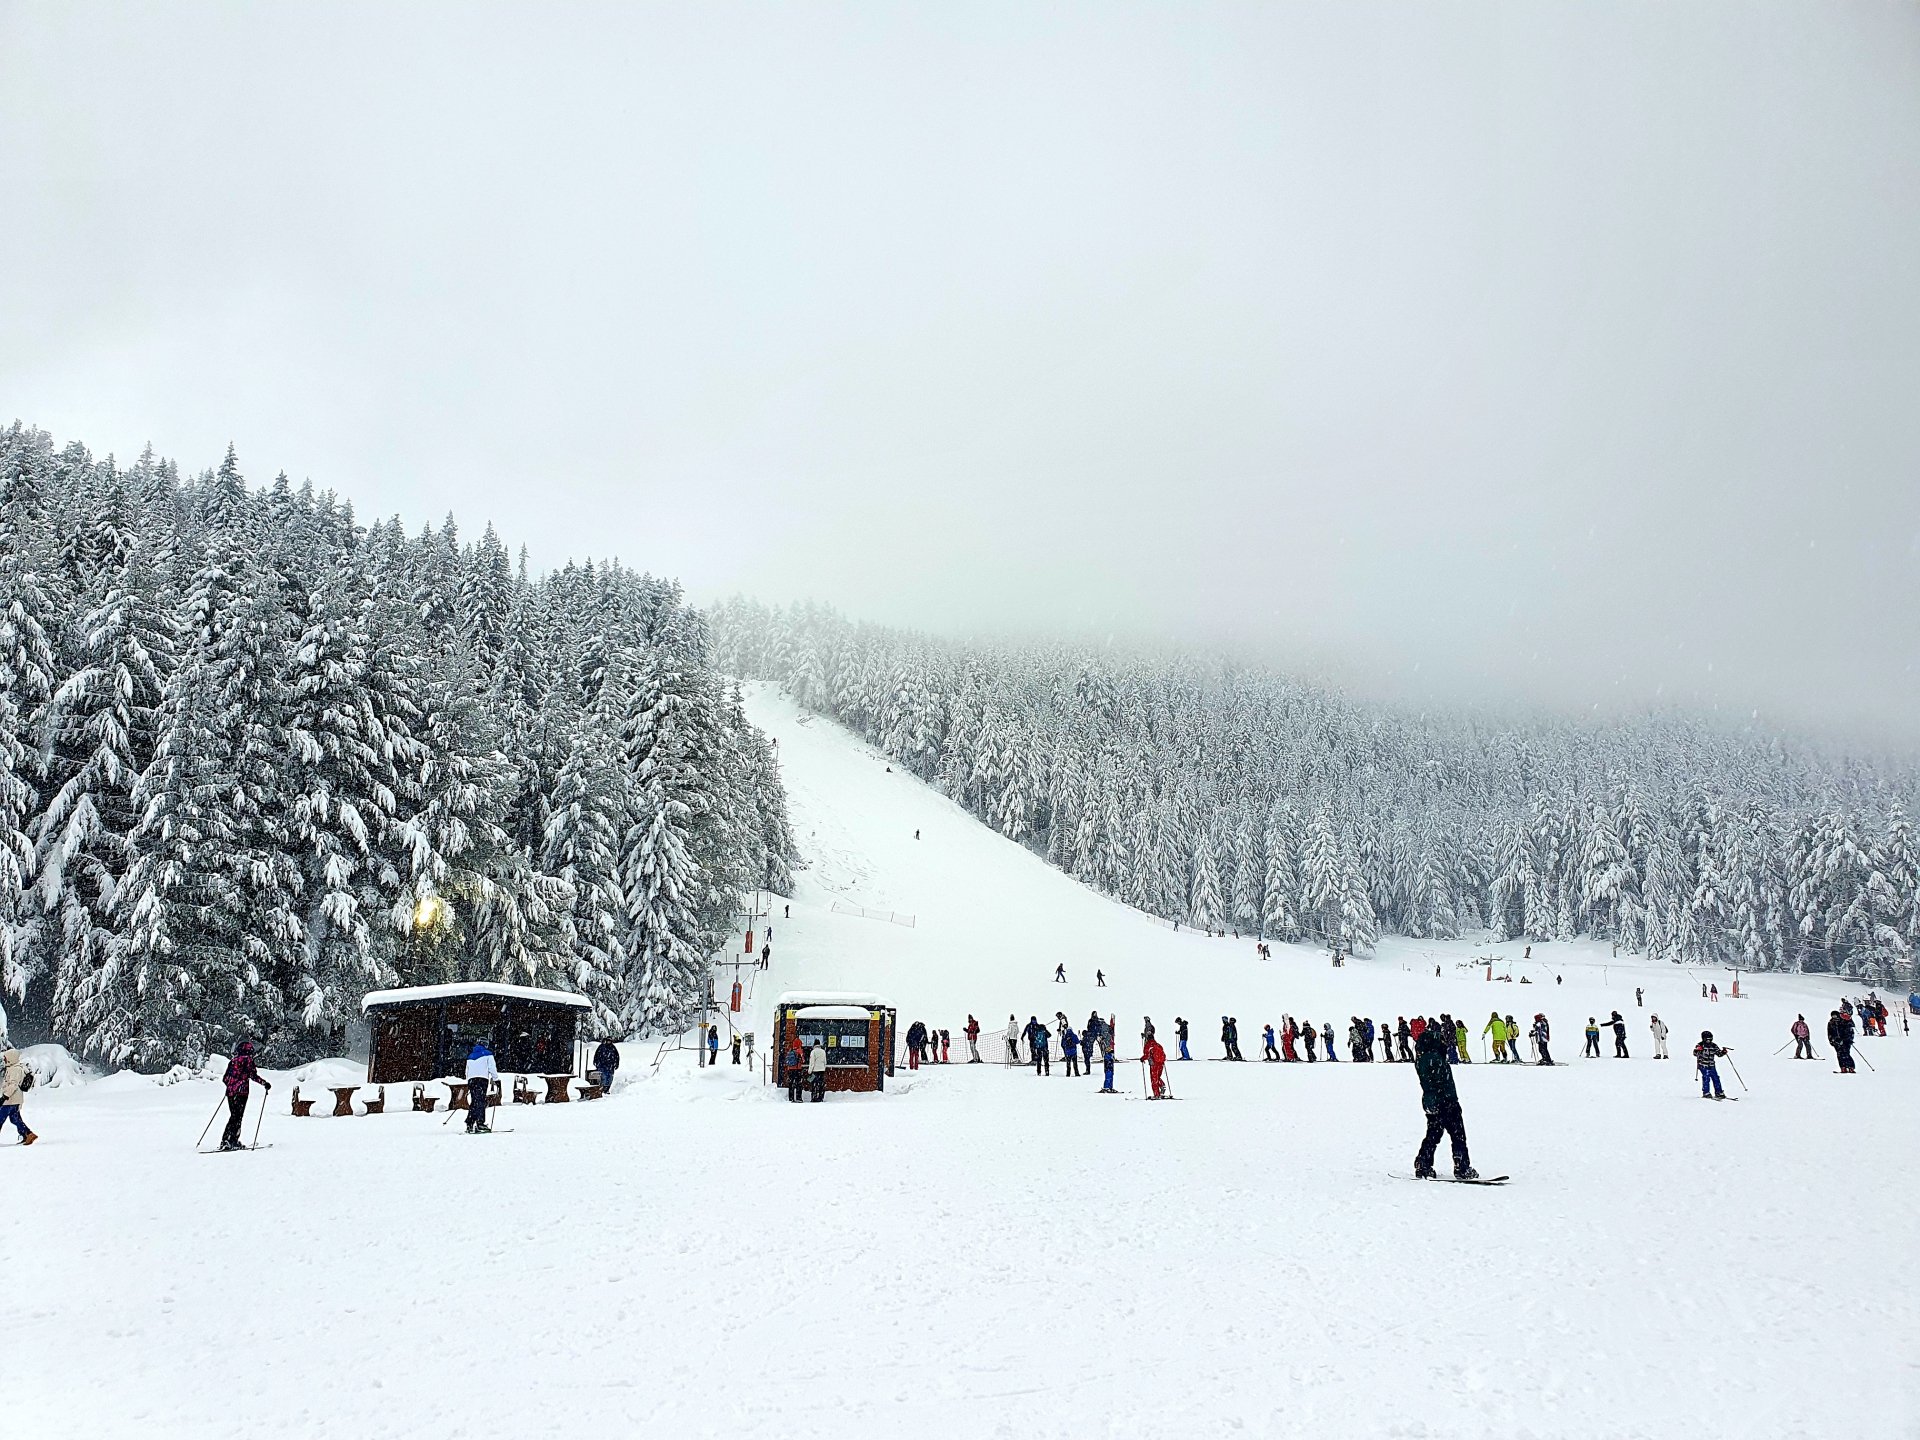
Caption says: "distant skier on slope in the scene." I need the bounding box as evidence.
[463,1042,496,1134]
[219,1041,273,1151]
[1025,1017,1050,1075]
[1144,1032,1168,1097]
[1693,1031,1729,1099]
[1096,970,1107,987]
[1301,1020,1318,1062]
[1280,1016,1299,1062]
[1789,1015,1811,1060]
[1451,1017,1471,1064]
[1055,963,1067,983]
[1649,1014,1669,1059]
[1412,1019,1478,1181]
[1221,1016,1244,1061]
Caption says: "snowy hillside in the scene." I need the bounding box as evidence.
[9,683,1916,1440]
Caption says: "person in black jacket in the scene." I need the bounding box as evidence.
[592,1039,621,1096]
[1412,1021,1477,1180]
[904,1020,927,1071]
[1828,1009,1857,1073]
[1608,1011,1630,1058]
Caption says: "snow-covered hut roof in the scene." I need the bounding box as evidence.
[792,1005,877,1021]
[360,982,592,1014]
[773,991,890,1010]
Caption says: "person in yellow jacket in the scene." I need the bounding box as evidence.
[1482,1012,1509,1063]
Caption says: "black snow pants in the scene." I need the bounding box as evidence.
[1416,1103,1471,1177]
[1536,1040,1553,1066]
[220,1090,248,1149]
[811,1070,827,1101]
[1794,1037,1812,1059]
[1614,1034,1629,1058]
[1835,1043,1854,1073]
[467,1078,491,1129]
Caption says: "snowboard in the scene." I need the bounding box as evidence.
[1393,1173,1508,1185]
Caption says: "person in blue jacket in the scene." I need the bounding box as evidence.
[707,1024,721,1066]
[1061,1024,1081,1077]
[1031,1020,1051,1076]
[592,1038,620,1096]
[464,1042,498,1133]
[1262,1024,1279,1061]
[1099,1029,1117,1092]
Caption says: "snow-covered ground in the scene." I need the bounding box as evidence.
[10,683,1916,1439]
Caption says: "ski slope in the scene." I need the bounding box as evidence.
[8,682,1916,1439]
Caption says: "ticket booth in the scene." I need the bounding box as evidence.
[772,991,896,1094]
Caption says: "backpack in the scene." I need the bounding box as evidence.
[20,1069,33,1092]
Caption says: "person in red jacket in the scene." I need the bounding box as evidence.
[219,1041,272,1152]
[1143,1033,1168,1098]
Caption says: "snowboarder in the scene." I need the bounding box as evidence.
[1062,1024,1081,1077]
[1530,1014,1552,1066]
[1175,1016,1191,1061]
[965,1015,981,1063]
[1583,1018,1601,1058]
[1608,1011,1629,1059]
[905,1020,927,1070]
[1396,1016,1413,1062]
[1144,1032,1168,1097]
[783,1040,805,1102]
[1262,1024,1279,1061]
[220,1041,272,1150]
[1828,1009,1856,1073]
[1649,1014,1669,1059]
[1095,969,1106,987]
[0,1045,36,1146]
[593,1038,621,1096]
[1412,1019,1477,1180]
[463,1041,496,1133]
[1694,1031,1729,1099]
[808,1041,829,1101]
[1790,1015,1811,1060]
[1005,1015,1020,1064]
[1054,963,1067,983]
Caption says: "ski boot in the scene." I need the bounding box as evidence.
[1453,1166,1480,1181]
[1413,1165,1437,1179]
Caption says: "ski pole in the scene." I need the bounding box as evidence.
[196,1092,227,1150]
[250,1089,268,1148]
[1773,1040,1791,1056]
[1854,1048,1876,1073]
[1722,1049,1748,1092]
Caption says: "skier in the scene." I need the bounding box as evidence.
[0,1045,36,1146]
[1649,1014,1669,1060]
[1530,1014,1552,1066]
[1220,1017,1239,1061]
[760,942,771,967]
[904,1020,927,1070]
[1396,1016,1413,1063]
[1098,1029,1118,1093]
[1175,1016,1191,1061]
[783,1039,805,1101]
[220,1040,273,1151]
[1143,1032,1168,1098]
[1262,1024,1279,1061]
[1302,1021,1318,1062]
[593,1038,621,1096]
[1693,1031,1729,1099]
[1412,1018,1478,1180]
[1483,1011,1508,1063]
[1452,1017,1471,1063]
[1635,987,1643,1008]
[1504,1016,1521,1064]
[1378,1020,1395,1063]
[939,1029,951,1064]
[1608,1011,1630,1059]
[1322,1020,1338,1061]
[1790,1015,1811,1060]
[1005,1015,1020,1065]
[1027,1017,1051,1076]
[1095,970,1106,988]
[707,1024,721,1067]
[1348,1017,1367,1062]
[965,1015,981,1063]
[1062,1023,1081,1077]
[808,1040,829,1101]
[1583,1018,1601,1058]
[1709,984,1718,1002]
[463,1041,496,1134]
[1054,963,1067,983]
[1828,1009,1856,1074]
[1280,1017,1299,1062]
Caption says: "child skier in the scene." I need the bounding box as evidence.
[1175,1016,1191,1061]
[1262,1024,1279,1061]
[1322,1020,1338,1061]
[1530,1014,1552,1066]
[1099,1031,1118,1093]
[1583,1018,1601,1058]
[1413,1019,1477,1180]
[220,1040,273,1151]
[1144,1033,1168,1097]
[1693,1031,1729,1099]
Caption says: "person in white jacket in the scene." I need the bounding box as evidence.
[1,1047,35,1146]
[1004,1016,1020,1065]
[807,1042,828,1103]
[1649,1014,1670,1060]
[464,1042,499,1132]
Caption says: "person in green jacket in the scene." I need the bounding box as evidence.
[1483,1011,1509,1063]
[1453,1018,1472,1063]
[1413,1019,1477,1180]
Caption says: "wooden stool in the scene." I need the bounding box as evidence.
[362,1085,386,1115]
[290,1085,315,1118]
[411,1084,439,1113]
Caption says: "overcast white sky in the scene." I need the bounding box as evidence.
[3,3,1917,742]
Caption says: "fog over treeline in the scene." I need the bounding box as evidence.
[713,597,1919,982]
[0,424,797,1065]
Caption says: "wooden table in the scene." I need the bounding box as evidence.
[328,1085,359,1117]
[541,1074,573,1103]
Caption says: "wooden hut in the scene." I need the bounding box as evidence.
[772,991,897,1094]
[361,982,590,1084]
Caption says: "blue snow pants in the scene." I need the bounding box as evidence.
[0,1102,27,1137]
[1699,1065,1724,1097]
